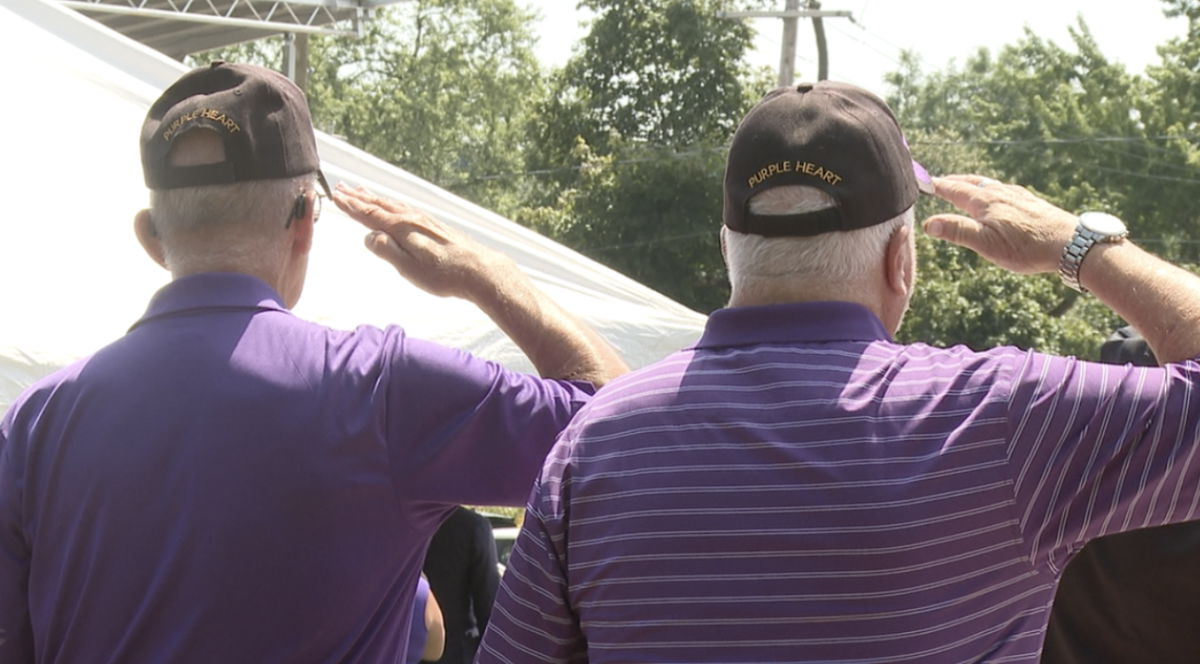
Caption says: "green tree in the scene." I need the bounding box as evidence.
[194,0,546,215]
[1136,0,1200,263]
[883,21,1151,356]
[517,0,773,313]
[523,138,729,312]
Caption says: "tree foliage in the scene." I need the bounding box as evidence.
[516,0,773,313]
[196,1,1200,357]
[885,14,1200,358]
[195,0,545,215]
[522,139,730,312]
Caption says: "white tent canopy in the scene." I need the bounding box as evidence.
[0,0,708,413]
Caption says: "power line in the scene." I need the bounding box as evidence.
[578,230,715,253]
[445,145,727,185]
[1083,164,1200,185]
[1087,140,1200,176]
[829,21,903,66]
[845,13,906,57]
[910,134,1200,146]
[444,133,1200,185]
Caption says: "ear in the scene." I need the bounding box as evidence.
[884,223,914,298]
[134,209,168,270]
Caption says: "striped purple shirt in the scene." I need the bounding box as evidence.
[478,301,1200,664]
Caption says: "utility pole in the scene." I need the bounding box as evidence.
[778,0,799,88]
[281,32,311,92]
[808,1,829,81]
[717,2,852,86]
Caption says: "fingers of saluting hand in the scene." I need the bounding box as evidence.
[363,230,440,283]
[363,227,456,296]
[924,174,1076,275]
[364,230,407,265]
[330,183,391,231]
[335,183,497,299]
[933,175,1004,216]
[332,183,450,242]
[922,213,982,247]
[933,174,1042,216]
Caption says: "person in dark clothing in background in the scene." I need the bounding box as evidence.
[423,506,500,664]
[1042,325,1200,664]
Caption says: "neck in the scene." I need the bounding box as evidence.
[728,281,898,333]
[166,239,292,300]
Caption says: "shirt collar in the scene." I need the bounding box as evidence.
[692,301,893,350]
[132,272,290,331]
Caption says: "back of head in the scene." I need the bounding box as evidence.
[139,62,331,273]
[720,81,929,303]
[723,81,929,238]
[141,61,329,197]
[724,187,913,300]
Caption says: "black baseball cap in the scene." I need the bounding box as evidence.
[141,61,331,197]
[723,81,932,237]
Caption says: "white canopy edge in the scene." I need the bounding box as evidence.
[0,0,709,413]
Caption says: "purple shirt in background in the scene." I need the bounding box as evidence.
[0,273,593,663]
[480,301,1200,664]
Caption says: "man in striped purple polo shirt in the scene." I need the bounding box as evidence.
[477,81,1200,663]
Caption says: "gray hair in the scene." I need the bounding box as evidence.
[148,174,310,275]
[725,186,914,300]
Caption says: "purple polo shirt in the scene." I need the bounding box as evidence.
[0,273,593,663]
[480,301,1200,663]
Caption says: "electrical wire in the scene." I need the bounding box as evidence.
[444,133,1199,185]
[577,230,715,253]
[828,21,903,66]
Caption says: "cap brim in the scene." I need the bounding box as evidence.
[913,160,934,195]
[316,170,333,198]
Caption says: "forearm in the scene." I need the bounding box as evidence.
[1081,241,1200,364]
[330,187,629,386]
[469,257,629,386]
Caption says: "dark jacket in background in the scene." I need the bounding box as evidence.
[422,506,500,664]
[1042,326,1200,663]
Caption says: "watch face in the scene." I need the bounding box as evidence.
[1080,211,1127,236]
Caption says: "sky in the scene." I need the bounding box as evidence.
[522,1,1189,94]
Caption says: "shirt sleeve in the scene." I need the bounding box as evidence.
[375,330,595,508]
[476,444,586,664]
[1005,352,1200,572]
[0,419,33,661]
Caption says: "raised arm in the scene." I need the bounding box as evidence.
[925,174,1200,364]
[332,184,629,386]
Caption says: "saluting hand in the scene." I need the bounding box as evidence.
[331,183,515,301]
[923,174,1078,275]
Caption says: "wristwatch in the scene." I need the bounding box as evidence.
[1059,211,1128,292]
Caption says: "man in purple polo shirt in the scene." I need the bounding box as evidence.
[478,81,1200,663]
[0,62,625,662]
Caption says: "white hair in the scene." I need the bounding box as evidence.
[149,175,310,275]
[725,186,914,302]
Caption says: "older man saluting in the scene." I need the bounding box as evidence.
[478,81,1200,663]
[0,62,625,662]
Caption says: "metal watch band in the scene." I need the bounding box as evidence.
[1059,220,1127,293]
[1058,227,1101,292]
